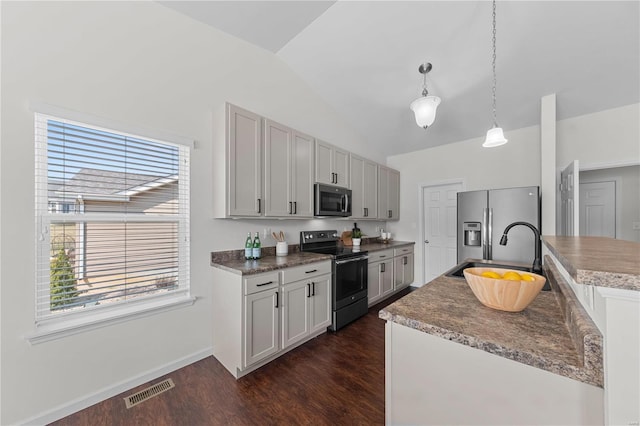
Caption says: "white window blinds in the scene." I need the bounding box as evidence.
[35,113,190,322]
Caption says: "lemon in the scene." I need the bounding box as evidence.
[521,274,535,282]
[502,271,523,281]
[481,271,502,279]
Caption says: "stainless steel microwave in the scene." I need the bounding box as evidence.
[314,183,352,217]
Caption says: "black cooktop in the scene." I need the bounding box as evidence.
[299,230,367,259]
[303,246,367,258]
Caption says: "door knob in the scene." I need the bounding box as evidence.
[424,240,429,244]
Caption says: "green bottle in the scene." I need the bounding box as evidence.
[252,232,261,260]
[244,233,253,260]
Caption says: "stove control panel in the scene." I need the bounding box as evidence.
[300,230,339,244]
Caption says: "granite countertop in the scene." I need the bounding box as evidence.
[210,250,331,275]
[379,257,603,387]
[210,239,415,275]
[358,240,415,252]
[543,236,640,291]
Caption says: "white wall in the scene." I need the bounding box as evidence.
[387,125,542,285]
[0,2,381,424]
[557,103,640,170]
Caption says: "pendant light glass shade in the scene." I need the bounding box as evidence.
[483,126,508,147]
[410,95,441,129]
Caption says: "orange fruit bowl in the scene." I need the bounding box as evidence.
[463,267,546,312]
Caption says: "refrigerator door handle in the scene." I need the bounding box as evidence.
[482,208,489,259]
[488,208,493,260]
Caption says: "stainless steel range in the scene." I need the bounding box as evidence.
[300,230,369,331]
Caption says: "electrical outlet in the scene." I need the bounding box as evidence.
[263,228,271,239]
[633,222,640,230]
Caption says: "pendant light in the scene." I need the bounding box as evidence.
[410,62,441,129]
[483,0,508,148]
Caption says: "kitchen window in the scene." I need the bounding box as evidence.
[32,111,192,342]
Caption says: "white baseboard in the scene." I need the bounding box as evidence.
[20,347,213,426]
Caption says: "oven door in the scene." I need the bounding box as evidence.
[333,256,368,310]
[315,184,352,217]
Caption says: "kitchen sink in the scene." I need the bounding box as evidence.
[445,260,550,290]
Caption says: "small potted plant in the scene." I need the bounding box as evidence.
[351,228,362,246]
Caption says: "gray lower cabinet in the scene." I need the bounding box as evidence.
[281,264,332,349]
[212,261,331,379]
[244,283,280,367]
[368,249,395,305]
[393,246,414,290]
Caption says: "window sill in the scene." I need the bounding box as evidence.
[26,295,197,345]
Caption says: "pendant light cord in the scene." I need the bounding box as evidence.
[491,0,498,128]
[422,66,428,97]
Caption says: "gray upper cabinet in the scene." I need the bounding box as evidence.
[226,103,263,217]
[315,140,350,188]
[378,165,400,220]
[350,154,378,219]
[291,131,314,217]
[264,119,314,218]
[215,103,397,220]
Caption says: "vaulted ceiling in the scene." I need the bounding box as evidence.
[160,1,640,157]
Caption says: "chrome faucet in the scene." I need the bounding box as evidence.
[499,221,542,275]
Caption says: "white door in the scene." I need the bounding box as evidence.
[423,183,461,283]
[560,161,580,236]
[580,181,616,238]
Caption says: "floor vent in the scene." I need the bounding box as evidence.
[124,378,175,409]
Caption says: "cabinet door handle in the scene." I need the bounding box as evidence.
[403,256,408,265]
[381,263,385,273]
[294,201,297,214]
[305,269,317,274]
[379,255,386,258]
[289,202,292,214]
[312,281,316,296]
[388,209,392,218]
[257,198,262,214]
[307,283,311,298]
[275,291,279,308]
[257,281,274,287]
[364,207,368,217]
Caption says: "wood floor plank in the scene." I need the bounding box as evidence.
[49,289,412,426]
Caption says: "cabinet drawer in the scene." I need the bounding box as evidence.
[244,271,280,295]
[369,249,394,263]
[281,261,331,284]
[394,246,414,257]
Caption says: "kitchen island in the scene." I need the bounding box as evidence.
[380,257,604,425]
[543,236,640,426]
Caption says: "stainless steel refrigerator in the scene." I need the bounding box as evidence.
[457,186,540,264]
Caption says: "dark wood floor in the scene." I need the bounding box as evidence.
[51,288,413,426]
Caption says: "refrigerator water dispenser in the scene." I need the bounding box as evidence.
[463,222,481,246]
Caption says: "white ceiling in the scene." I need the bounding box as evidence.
[160,1,640,157]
